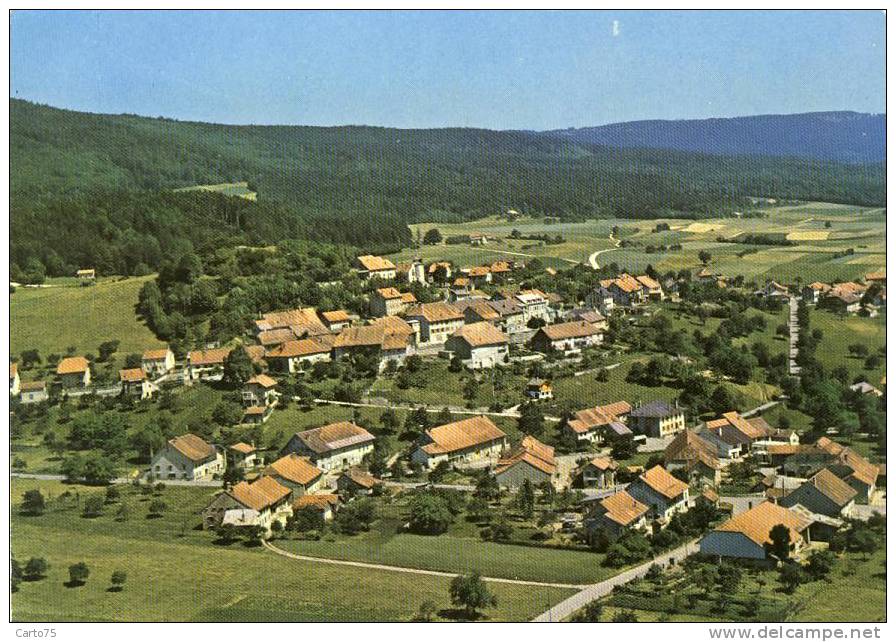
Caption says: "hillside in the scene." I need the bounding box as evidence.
[9,99,886,276]
[545,112,886,164]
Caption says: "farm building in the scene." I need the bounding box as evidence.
[281,422,376,472]
[264,453,324,496]
[151,433,225,481]
[779,468,857,518]
[629,400,686,438]
[265,337,333,373]
[563,401,632,445]
[530,320,602,354]
[412,415,508,469]
[699,501,811,560]
[202,476,292,533]
[494,435,557,489]
[445,322,509,369]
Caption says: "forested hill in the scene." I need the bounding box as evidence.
[10,99,886,277]
[546,112,886,164]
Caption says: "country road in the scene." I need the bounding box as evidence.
[588,233,621,270]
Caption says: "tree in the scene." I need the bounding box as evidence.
[408,493,453,535]
[213,400,244,426]
[806,549,835,580]
[779,563,804,594]
[474,474,501,501]
[335,498,376,535]
[148,498,168,518]
[222,464,245,487]
[97,340,120,362]
[289,506,326,533]
[68,562,90,586]
[21,489,46,515]
[515,479,535,519]
[24,557,49,580]
[517,401,545,437]
[768,524,793,561]
[709,385,737,416]
[449,572,497,619]
[415,599,438,622]
[115,502,131,522]
[571,601,603,622]
[428,460,451,484]
[82,495,105,518]
[423,228,443,245]
[612,611,639,622]
[698,250,712,265]
[110,570,128,591]
[379,408,398,435]
[850,528,877,560]
[11,558,22,593]
[223,346,254,387]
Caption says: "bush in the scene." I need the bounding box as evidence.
[82,495,105,518]
[68,562,90,586]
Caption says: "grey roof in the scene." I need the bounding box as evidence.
[607,421,632,436]
[630,400,680,418]
[487,299,522,317]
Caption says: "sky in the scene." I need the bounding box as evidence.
[9,9,886,130]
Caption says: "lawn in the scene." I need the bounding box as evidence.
[10,275,164,369]
[10,479,572,622]
[810,309,886,384]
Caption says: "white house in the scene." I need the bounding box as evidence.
[141,347,176,377]
[445,322,509,369]
[19,381,49,404]
[119,368,158,399]
[56,356,90,389]
[281,422,376,472]
[513,289,550,323]
[151,433,225,481]
[185,348,230,381]
[228,442,259,470]
[405,302,465,345]
[265,337,332,373]
[202,476,293,533]
[625,465,690,522]
[412,415,507,469]
[530,321,602,354]
[355,255,397,280]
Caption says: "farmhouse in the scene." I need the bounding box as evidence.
[10,362,19,396]
[405,302,465,345]
[802,282,831,304]
[579,456,618,490]
[585,491,649,542]
[228,442,258,470]
[756,280,790,298]
[629,400,686,437]
[566,308,608,332]
[282,422,376,472]
[513,289,550,323]
[185,348,230,381]
[370,287,416,317]
[292,493,341,521]
[151,433,225,481]
[779,468,857,518]
[254,307,329,338]
[264,453,324,495]
[396,258,426,284]
[412,415,508,469]
[319,309,353,332]
[698,410,763,457]
[822,282,867,313]
[119,368,157,399]
[699,501,810,560]
[664,430,722,486]
[355,254,397,280]
[336,467,380,496]
[525,378,553,400]
[332,316,415,368]
[445,322,509,368]
[531,320,602,354]
[564,401,632,445]
[141,347,175,376]
[625,465,690,522]
[265,337,333,373]
[494,435,557,489]
[635,274,665,300]
[19,381,48,404]
[600,274,646,307]
[813,437,879,503]
[56,356,91,389]
[202,476,292,533]
[243,374,277,408]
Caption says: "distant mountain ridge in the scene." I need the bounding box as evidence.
[543,111,886,164]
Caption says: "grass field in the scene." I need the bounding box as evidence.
[10,479,572,622]
[10,275,164,366]
[174,181,257,201]
[810,309,886,384]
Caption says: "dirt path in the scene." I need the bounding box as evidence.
[262,540,586,590]
[588,233,621,270]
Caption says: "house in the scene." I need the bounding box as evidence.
[702,410,766,451]
[813,437,879,503]
[530,320,602,354]
[142,347,176,376]
[664,430,722,486]
[563,401,632,445]
[185,348,230,381]
[525,378,553,400]
[802,282,831,304]
[566,308,608,332]
[822,282,867,314]
[292,493,340,521]
[779,468,857,519]
[488,261,512,282]
[584,286,615,316]
[635,275,665,301]
[9,363,19,396]
[319,310,353,332]
[396,258,426,285]
[625,465,690,522]
[699,501,811,560]
[264,453,324,496]
[629,400,686,437]
[243,374,278,408]
[579,456,618,490]
[445,322,509,369]
[405,302,464,345]
[56,356,90,389]
[282,422,376,472]
[460,299,502,325]
[494,435,557,489]
[864,270,886,285]
[119,368,157,399]
[850,381,883,397]
[265,337,333,373]
[469,233,489,246]
[465,265,492,286]
[485,299,527,335]
[427,261,453,283]
[228,442,258,470]
[336,468,380,496]
[585,491,649,542]
[355,255,397,280]
[151,433,225,481]
[370,287,416,317]
[513,289,550,323]
[19,381,48,404]
[253,307,329,339]
[411,415,508,469]
[600,274,646,307]
[76,268,96,285]
[332,316,415,369]
[202,476,292,533]
[756,280,790,299]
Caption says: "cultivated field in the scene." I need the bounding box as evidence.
[174,181,257,201]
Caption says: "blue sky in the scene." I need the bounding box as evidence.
[10,10,885,129]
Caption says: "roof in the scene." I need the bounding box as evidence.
[490,261,511,273]
[630,400,680,418]
[293,422,375,455]
[611,273,643,293]
[468,266,490,277]
[293,494,340,511]
[636,275,661,290]
[638,465,690,500]
[10,362,16,378]
[228,476,291,512]
[221,508,260,526]
[357,255,396,272]
[76,268,95,277]
[340,467,379,489]
[406,302,464,323]
[465,300,501,321]
[587,456,618,471]
[247,374,277,388]
[713,501,810,547]
[706,411,766,440]
[814,438,879,486]
[599,491,649,526]
[401,292,417,304]
[321,310,351,323]
[806,282,832,292]
[747,416,773,434]
[487,299,522,317]
[245,345,266,363]
[254,308,328,335]
[169,433,217,463]
[664,430,721,470]
[119,368,146,383]
[265,337,332,359]
[607,421,632,436]
[188,348,230,367]
[332,316,414,351]
[537,320,600,341]
[19,381,46,392]
[428,261,451,273]
[57,356,89,375]
[865,270,886,281]
[568,308,606,324]
[450,322,508,347]
[421,415,507,455]
[229,442,256,454]
[376,287,402,300]
[799,468,858,507]
[142,348,171,360]
[567,401,632,434]
[495,435,556,476]
[265,454,323,486]
[257,328,299,346]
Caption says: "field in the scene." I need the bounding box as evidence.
[174,181,257,201]
[810,309,887,384]
[401,202,885,283]
[10,479,573,622]
[10,275,164,366]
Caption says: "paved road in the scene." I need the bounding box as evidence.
[789,296,801,377]
[741,400,780,418]
[531,539,699,622]
[311,397,524,419]
[262,540,585,589]
[588,234,621,270]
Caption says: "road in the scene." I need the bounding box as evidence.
[261,540,586,589]
[311,397,525,419]
[531,539,699,622]
[588,233,621,270]
[10,472,223,487]
[789,296,801,378]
